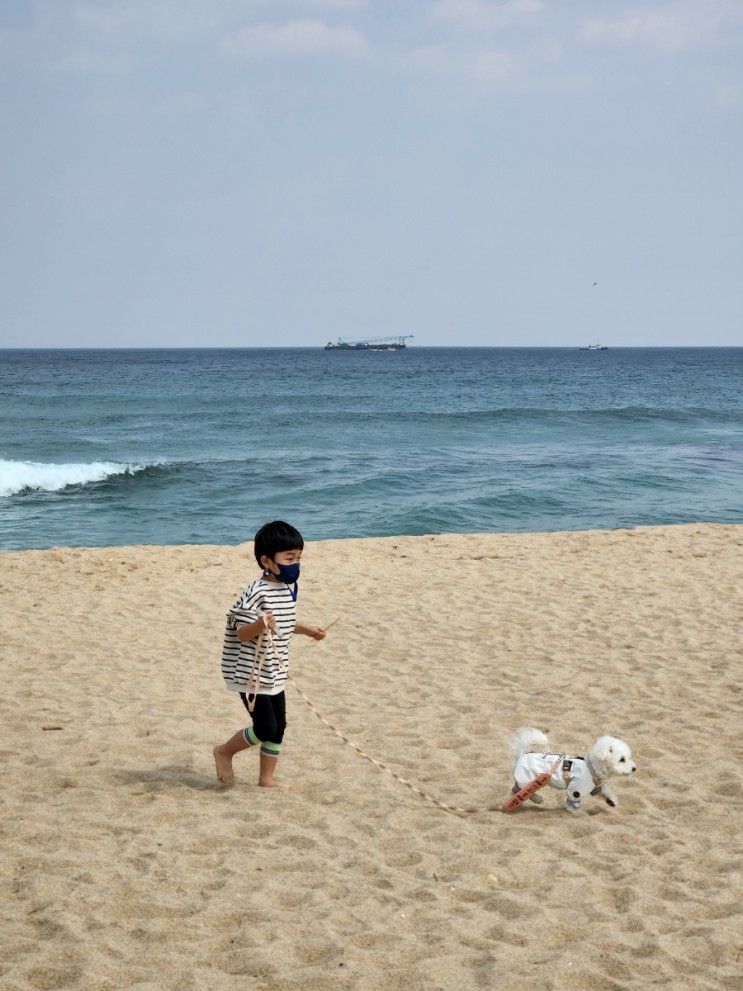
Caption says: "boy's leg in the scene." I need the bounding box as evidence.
[213,725,261,784]
[258,693,286,788]
[213,693,265,784]
[258,744,281,787]
[213,693,285,786]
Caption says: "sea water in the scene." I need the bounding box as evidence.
[1,347,741,550]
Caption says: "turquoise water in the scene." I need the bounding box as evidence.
[1,347,741,550]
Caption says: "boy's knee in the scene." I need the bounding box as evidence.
[260,741,281,758]
[246,721,284,745]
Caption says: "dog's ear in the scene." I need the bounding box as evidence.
[592,736,614,763]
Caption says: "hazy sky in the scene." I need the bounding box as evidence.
[1,0,742,347]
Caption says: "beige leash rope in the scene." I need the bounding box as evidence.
[289,672,499,817]
[244,614,286,713]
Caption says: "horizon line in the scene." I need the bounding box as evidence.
[1,345,741,352]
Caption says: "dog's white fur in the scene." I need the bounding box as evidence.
[509,726,636,810]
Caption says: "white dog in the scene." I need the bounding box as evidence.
[509,726,637,811]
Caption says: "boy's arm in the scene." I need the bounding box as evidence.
[236,613,274,642]
[227,584,274,642]
[295,621,326,641]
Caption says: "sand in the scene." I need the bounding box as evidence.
[1,524,742,991]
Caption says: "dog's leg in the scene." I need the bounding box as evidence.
[512,778,545,803]
[600,784,618,808]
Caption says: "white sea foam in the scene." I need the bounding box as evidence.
[0,459,152,498]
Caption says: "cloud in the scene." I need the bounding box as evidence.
[71,2,369,55]
[72,0,367,38]
[403,37,587,94]
[430,0,545,33]
[55,48,138,73]
[714,80,743,106]
[405,44,460,75]
[254,1,367,7]
[406,3,580,93]
[72,1,217,38]
[581,0,743,54]
[223,18,367,58]
[405,43,513,80]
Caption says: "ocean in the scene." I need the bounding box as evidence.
[1,347,741,551]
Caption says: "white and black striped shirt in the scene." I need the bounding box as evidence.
[221,577,297,695]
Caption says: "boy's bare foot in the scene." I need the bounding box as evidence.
[213,746,235,786]
[258,751,284,788]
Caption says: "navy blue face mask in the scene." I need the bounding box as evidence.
[264,560,300,600]
[275,562,300,585]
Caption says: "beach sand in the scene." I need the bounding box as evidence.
[1,524,741,991]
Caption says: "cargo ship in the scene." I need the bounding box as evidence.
[324,335,414,351]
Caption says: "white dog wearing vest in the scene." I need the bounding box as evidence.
[509,727,637,811]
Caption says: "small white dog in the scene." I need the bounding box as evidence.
[509,726,637,811]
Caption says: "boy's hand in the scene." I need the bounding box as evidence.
[307,625,326,641]
[260,611,276,633]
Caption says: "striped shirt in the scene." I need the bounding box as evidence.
[221,577,297,696]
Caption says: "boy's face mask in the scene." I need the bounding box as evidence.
[265,559,301,584]
[275,561,300,584]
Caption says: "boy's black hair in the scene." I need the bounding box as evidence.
[254,520,304,566]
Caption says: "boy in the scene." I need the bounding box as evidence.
[214,520,326,787]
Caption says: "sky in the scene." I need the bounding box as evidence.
[1,0,742,348]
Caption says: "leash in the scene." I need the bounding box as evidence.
[249,612,499,816]
[288,673,499,817]
[244,615,285,713]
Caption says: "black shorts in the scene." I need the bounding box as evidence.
[240,690,286,745]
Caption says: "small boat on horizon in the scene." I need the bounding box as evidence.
[580,341,608,351]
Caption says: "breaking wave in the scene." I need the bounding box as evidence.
[0,459,164,498]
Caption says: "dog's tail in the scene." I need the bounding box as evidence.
[510,727,550,773]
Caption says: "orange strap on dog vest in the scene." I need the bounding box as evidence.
[502,755,564,813]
